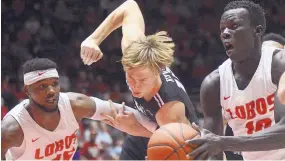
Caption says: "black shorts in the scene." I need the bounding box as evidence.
[119,134,149,160]
[225,124,243,160]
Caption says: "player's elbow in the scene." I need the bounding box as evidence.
[156,101,188,126]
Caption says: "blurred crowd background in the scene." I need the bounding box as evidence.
[1,0,285,160]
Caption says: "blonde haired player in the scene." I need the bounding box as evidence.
[80,0,198,159]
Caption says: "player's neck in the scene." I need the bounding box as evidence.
[232,49,261,77]
[26,102,60,131]
[144,77,162,102]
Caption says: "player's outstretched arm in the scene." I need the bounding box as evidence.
[66,92,157,137]
[1,116,24,160]
[81,0,145,65]
[186,69,224,160]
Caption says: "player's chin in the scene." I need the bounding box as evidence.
[132,92,143,98]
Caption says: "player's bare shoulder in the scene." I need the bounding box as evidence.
[200,69,221,109]
[66,92,96,121]
[201,69,220,97]
[272,49,285,85]
[1,115,24,158]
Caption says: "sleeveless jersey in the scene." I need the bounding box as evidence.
[127,67,199,125]
[218,46,285,160]
[4,93,79,160]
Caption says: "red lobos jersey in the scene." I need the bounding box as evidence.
[4,93,79,160]
[218,46,285,160]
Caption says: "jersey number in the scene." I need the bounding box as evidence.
[245,118,272,134]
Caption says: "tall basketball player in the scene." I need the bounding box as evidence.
[1,58,158,160]
[80,0,198,160]
[223,33,285,160]
[185,1,285,160]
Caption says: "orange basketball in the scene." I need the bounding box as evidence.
[147,123,200,160]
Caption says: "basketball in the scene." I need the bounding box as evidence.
[147,123,200,160]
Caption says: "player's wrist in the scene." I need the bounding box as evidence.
[216,136,227,152]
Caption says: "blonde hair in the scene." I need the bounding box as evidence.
[122,31,175,74]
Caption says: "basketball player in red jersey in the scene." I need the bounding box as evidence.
[1,58,158,160]
[80,0,198,159]
[185,1,285,160]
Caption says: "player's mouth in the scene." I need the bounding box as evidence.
[224,42,234,54]
[46,97,58,104]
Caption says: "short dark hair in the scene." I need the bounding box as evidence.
[23,58,57,74]
[263,33,285,45]
[224,0,266,34]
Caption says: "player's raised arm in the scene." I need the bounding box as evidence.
[66,92,157,137]
[1,116,24,160]
[81,0,145,65]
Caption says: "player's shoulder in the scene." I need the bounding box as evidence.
[271,49,285,85]
[1,115,24,147]
[201,69,220,92]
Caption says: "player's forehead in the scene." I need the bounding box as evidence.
[126,66,154,78]
[220,8,250,24]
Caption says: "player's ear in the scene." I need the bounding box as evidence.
[254,25,263,36]
[24,85,30,97]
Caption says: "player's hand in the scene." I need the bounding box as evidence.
[80,38,103,65]
[101,100,140,135]
[185,123,224,160]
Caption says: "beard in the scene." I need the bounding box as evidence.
[30,97,59,113]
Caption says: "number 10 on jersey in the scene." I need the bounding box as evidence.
[245,118,272,134]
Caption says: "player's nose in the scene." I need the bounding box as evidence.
[221,28,232,39]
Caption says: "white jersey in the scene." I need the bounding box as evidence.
[219,46,285,160]
[4,93,79,160]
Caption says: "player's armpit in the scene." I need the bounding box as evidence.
[155,101,190,126]
[1,115,24,159]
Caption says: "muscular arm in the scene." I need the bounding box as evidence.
[66,92,156,137]
[1,116,24,159]
[156,101,190,126]
[87,0,145,51]
[200,70,224,160]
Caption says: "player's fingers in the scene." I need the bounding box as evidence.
[108,100,118,115]
[82,49,90,64]
[93,50,102,62]
[193,150,209,160]
[187,144,205,159]
[96,52,103,62]
[85,49,93,65]
[87,51,97,65]
[191,122,201,132]
[119,102,126,114]
[100,113,115,123]
[102,119,114,126]
[145,156,148,160]
[185,138,204,146]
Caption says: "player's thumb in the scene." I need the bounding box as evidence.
[191,122,201,132]
[185,137,203,146]
[119,102,126,114]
